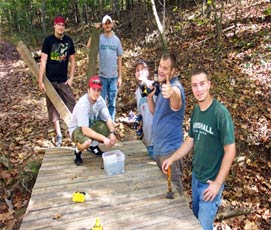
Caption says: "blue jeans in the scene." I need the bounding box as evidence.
[146,145,154,159]
[192,172,224,230]
[100,77,118,121]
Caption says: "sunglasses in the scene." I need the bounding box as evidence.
[91,79,102,85]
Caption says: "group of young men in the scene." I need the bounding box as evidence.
[38,14,236,230]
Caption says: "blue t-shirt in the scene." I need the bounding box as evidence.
[42,34,75,83]
[152,77,186,157]
[99,33,123,78]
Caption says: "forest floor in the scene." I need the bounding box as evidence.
[0,1,271,229]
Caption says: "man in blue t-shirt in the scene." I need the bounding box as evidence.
[87,15,123,122]
[147,53,186,196]
[87,15,123,156]
[39,15,76,147]
[162,68,236,230]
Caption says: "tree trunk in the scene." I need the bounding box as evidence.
[72,0,81,24]
[213,1,224,48]
[112,0,120,19]
[81,3,88,24]
[41,0,46,35]
[150,0,168,51]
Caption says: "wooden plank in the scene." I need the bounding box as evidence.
[87,26,101,82]
[16,41,71,125]
[20,141,201,230]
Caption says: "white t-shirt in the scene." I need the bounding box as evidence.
[135,87,155,146]
[68,93,111,137]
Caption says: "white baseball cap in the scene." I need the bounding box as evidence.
[102,15,112,24]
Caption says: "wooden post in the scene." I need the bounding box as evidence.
[87,26,101,83]
[16,41,71,125]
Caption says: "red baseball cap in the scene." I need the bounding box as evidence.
[88,75,102,90]
[54,16,65,25]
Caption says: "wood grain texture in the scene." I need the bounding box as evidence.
[20,141,201,230]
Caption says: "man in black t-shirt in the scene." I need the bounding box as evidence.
[38,15,76,147]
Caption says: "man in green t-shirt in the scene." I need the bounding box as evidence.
[162,68,235,230]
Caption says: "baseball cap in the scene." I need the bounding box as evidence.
[88,75,102,90]
[102,15,112,24]
[135,60,148,68]
[54,16,65,25]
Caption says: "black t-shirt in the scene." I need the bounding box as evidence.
[42,34,75,83]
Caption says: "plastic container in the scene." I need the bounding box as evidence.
[102,150,125,176]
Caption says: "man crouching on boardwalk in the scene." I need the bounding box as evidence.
[68,75,116,166]
[162,68,235,230]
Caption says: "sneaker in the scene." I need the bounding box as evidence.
[55,135,62,147]
[74,151,83,166]
[87,145,104,156]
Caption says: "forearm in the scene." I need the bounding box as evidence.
[39,56,47,83]
[169,87,182,111]
[215,143,236,185]
[86,37,91,49]
[69,55,75,80]
[106,119,115,133]
[117,56,122,80]
[171,137,194,162]
[39,63,45,83]
[39,53,48,84]
[147,96,155,114]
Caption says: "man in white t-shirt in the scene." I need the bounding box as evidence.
[68,76,116,165]
[135,60,155,159]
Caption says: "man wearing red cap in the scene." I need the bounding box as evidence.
[68,76,116,165]
[39,15,76,147]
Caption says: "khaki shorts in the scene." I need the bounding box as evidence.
[156,153,183,196]
[72,120,110,144]
[46,82,75,122]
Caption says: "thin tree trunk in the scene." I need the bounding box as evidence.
[213,1,223,48]
[82,3,88,24]
[41,0,46,35]
[150,0,168,51]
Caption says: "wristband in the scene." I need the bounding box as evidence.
[110,131,116,135]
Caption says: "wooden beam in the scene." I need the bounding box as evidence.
[87,26,101,83]
[16,41,71,125]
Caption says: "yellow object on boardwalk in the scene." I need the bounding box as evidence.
[92,218,103,230]
[72,192,85,203]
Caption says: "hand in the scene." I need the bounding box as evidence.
[162,158,173,174]
[147,84,156,98]
[139,69,149,82]
[118,78,122,87]
[203,180,222,202]
[161,75,173,99]
[66,78,73,86]
[94,23,101,28]
[103,137,111,147]
[39,81,46,92]
[108,133,117,146]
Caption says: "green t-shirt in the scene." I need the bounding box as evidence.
[189,99,235,183]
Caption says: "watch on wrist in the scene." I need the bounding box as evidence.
[110,131,115,135]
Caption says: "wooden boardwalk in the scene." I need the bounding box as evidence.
[20,140,201,230]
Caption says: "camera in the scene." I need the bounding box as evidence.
[140,77,160,97]
[133,114,143,139]
[140,84,153,97]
